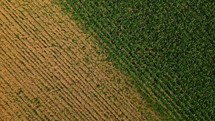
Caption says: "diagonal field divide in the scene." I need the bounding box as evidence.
[0,0,161,120]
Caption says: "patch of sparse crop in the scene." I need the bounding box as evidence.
[59,0,215,120]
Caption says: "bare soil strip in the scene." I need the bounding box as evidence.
[0,0,161,120]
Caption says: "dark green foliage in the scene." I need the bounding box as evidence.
[58,0,215,120]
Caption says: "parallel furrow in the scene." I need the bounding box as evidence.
[0,26,90,120]
[0,45,68,120]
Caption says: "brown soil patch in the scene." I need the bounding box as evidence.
[0,0,161,120]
